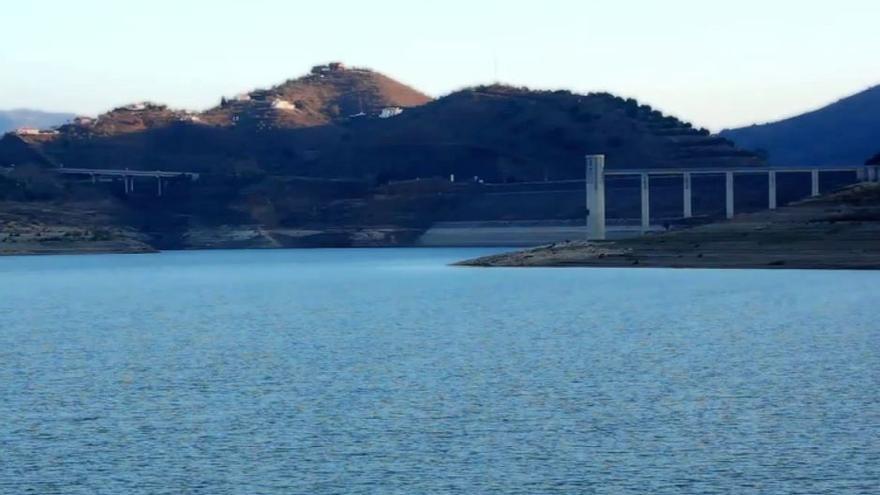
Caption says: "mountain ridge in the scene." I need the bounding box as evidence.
[720,84,880,166]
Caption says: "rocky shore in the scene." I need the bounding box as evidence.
[457,183,880,270]
[0,201,155,256]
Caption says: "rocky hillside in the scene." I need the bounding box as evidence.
[5,63,430,142]
[201,63,431,129]
[720,85,880,166]
[0,198,153,255]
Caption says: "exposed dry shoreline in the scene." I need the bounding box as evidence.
[4,184,880,265]
[457,184,880,270]
[0,201,156,256]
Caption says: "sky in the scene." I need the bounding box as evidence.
[2,0,878,131]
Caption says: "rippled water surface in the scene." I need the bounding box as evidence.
[1,249,878,494]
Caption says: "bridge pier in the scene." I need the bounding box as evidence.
[869,167,879,183]
[683,173,693,218]
[585,155,606,240]
[725,172,735,219]
[857,168,867,182]
[157,176,163,197]
[640,173,650,232]
[811,169,820,197]
[768,171,778,210]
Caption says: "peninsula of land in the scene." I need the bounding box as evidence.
[457,183,880,270]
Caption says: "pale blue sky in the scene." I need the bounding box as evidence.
[2,0,878,130]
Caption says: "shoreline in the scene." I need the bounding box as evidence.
[455,241,880,270]
[456,184,880,270]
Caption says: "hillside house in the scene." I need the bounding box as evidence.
[180,113,204,123]
[271,99,297,111]
[379,107,404,119]
[14,128,41,136]
[73,116,95,126]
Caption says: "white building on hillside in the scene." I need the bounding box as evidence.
[379,107,404,119]
[73,116,95,126]
[271,99,297,111]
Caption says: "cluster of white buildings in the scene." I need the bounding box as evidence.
[222,92,297,113]
[122,102,149,111]
[271,99,297,112]
[13,127,59,136]
[379,107,404,119]
[180,112,204,124]
[73,116,95,126]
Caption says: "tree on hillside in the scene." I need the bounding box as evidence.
[867,153,880,165]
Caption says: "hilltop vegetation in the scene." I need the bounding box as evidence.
[721,85,880,166]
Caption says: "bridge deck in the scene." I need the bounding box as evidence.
[603,166,862,176]
[55,168,200,180]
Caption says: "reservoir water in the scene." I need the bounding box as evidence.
[0,249,878,494]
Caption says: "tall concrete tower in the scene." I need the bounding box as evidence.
[585,154,606,240]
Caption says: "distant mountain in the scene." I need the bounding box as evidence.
[0,109,76,134]
[720,85,880,166]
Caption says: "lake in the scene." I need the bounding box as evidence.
[0,249,878,494]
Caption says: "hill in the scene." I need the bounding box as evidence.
[0,65,766,251]
[200,63,431,129]
[720,85,880,166]
[292,85,760,182]
[0,109,75,134]
[8,83,761,179]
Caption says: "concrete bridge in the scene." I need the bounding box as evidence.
[53,167,201,196]
[585,155,880,240]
